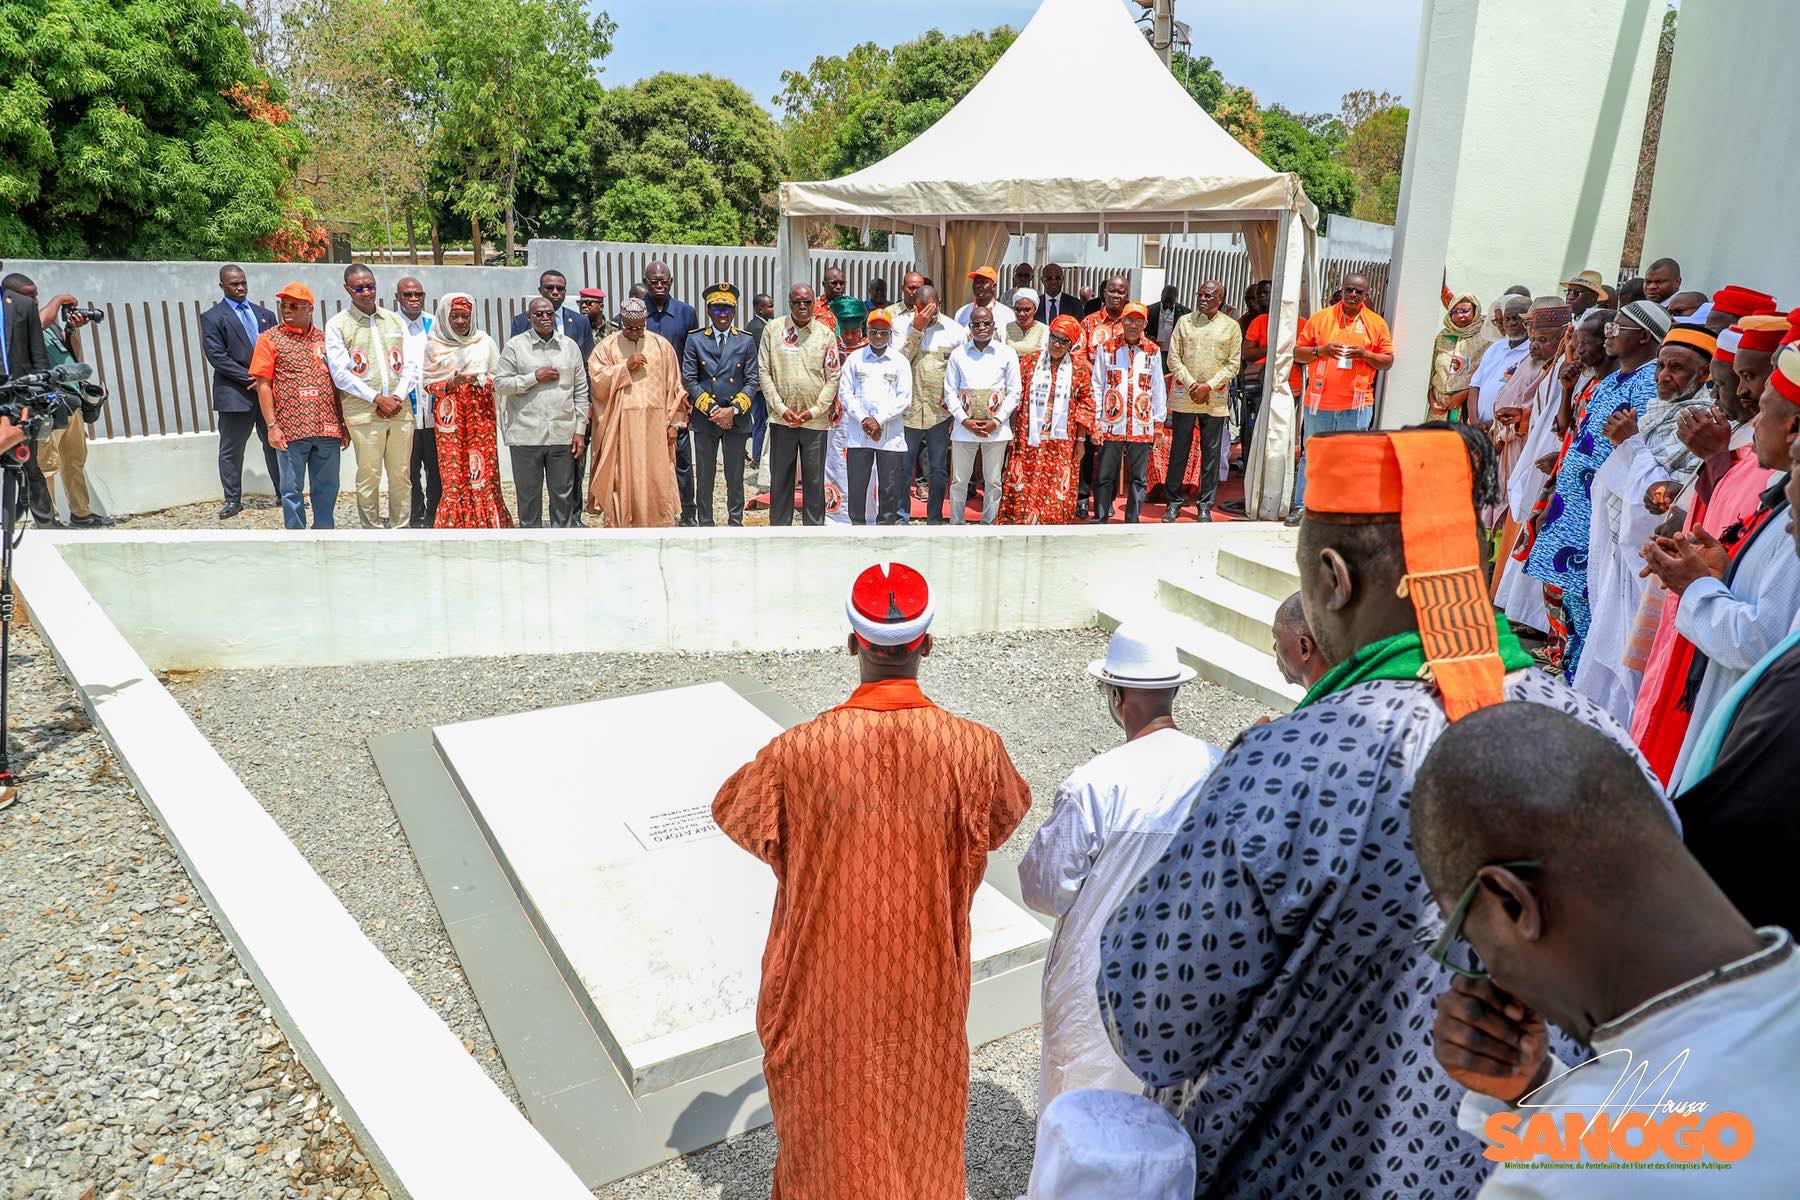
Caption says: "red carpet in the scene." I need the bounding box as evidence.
[749,466,1250,523]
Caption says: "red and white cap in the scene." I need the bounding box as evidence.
[846,562,934,648]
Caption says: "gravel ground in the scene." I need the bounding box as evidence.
[111,467,768,531]
[0,625,385,1200]
[167,632,1271,1197]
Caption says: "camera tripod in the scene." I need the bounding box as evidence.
[0,462,21,809]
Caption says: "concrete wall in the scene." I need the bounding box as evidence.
[1384,0,1661,424]
[83,431,521,518]
[44,524,1290,670]
[1642,1,1799,292]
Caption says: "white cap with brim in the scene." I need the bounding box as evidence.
[1087,622,1197,688]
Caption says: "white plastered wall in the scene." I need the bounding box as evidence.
[1641,0,1800,292]
[1384,0,1662,426]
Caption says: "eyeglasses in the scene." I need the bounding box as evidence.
[1604,322,1640,337]
[1427,859,1541,979]
[348,284,377,295]
[397,290,425,299]
[1342,286,1367,296]
[790,298,811,307]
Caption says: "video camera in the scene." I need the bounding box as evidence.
[0,363,99,463]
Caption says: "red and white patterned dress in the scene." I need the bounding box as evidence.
[998,351,1093,525]
[429,375,512,529]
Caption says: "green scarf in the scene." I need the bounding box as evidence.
[1298,613,1534,710]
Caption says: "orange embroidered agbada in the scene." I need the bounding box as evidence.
[712,677,1030,1200]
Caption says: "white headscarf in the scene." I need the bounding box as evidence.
[423,292,498,386]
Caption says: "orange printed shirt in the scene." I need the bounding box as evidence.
[1296,302,1392,412]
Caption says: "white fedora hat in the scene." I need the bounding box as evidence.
[1088,622,1196,689]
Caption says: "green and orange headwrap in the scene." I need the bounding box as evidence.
[1305,429,1505,721]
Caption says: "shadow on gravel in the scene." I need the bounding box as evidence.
[966,1076,1036,1199]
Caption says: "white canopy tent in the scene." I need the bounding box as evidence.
[776,0,1320,519]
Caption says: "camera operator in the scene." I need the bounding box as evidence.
[0,273,110,527]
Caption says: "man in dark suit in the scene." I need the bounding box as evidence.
[1035,263,1083,327]
[509,269,594,362]
[680,283,759,527]
[200,264,279,520]
[1,265,51,524]
[744,292,773,472]
[1145,284,1191,356]
[642,260,699,523]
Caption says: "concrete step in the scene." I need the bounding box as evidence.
[1098,600,1303,713]
[1218,541,1301,603]
[1156,573,1282,655]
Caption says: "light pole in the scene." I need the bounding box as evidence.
[1133,0,1177,68]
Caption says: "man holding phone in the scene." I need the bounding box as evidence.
[495,296,589,528]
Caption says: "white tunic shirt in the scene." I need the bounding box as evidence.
[943,338,1022,444]
[1018,727,1224,1113]
[399,311,432,427]
[837,342,911,452]
[1457,929,1800,1197]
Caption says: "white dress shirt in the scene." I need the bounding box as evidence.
[1470,337,1531,423]
[400,311,432,427]
[1019,728,1225,1112]
[838,342,911,452]
[943,338,1022,444]
[1456,930,1800,1198]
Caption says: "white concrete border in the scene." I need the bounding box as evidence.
[49,523,1298,670]
[15,537,592,1200]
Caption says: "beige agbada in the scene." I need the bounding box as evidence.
[586,329,688,527]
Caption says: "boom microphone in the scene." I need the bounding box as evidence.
[1,362,94,388]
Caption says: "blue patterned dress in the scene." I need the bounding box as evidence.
[1522,361,1657,677]
[1096,671,1660,1199]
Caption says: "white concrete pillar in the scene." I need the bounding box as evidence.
[1381,0,1480,429]
[1384,0,1661,429]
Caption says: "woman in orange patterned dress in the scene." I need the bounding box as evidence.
[998,315,1095,525]
[423,293,512,528]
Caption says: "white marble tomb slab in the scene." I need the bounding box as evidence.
[432,681,1049,1096]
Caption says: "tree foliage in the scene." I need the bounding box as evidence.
[1170,52,1263,154]
[775,27,1016,182]
[422,0,614,259]
[0,0,309,259]
[1257,106,1356,217]
[586,73,787,246]
[1336,89,1407,224]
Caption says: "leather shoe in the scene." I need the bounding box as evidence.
[218,502,243,521]
[1161,503,1181,523]
[1283,505,1305,528]
[1196,506,1213,523]
[676,513,698,528]
[1074,500,1088,520]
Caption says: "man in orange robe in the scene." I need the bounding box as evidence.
[712,562,1031,1200]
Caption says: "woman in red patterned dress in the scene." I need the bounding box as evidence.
[423,293,512,528]
[998,315,1095,525]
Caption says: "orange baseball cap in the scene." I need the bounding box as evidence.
[1122,301,1149,320]
[866,308,893,327]
[968,265,999,284]
[275,282,315,305]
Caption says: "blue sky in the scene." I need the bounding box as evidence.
[595,0,1423,118]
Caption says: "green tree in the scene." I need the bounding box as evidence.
[1169,51,1262,153]
[1336,89,1408,224]
[423,0,613,261]
[774,41,892,179]
[1258,106,1356,218]
[0,0,308,259]
[586,72,787,246]
[284,0,435,259]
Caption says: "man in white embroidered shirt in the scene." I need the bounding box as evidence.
[1019,622,1223,1112]
[1416,703,1798,1198]
[943,305,1021,525]
[838,307,912,525]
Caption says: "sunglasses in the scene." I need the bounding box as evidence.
[1427,860,1541,979]
[348,284,377,295]
[397,290,426,299]
[790,298,811,307]
[1342,287,1367,296]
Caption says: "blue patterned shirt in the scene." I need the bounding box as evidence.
[1097,671,1661,1199]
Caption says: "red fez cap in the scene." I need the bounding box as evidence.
[1784,306,1800,347]
[1711,285,1778,317]
[1737,314,1788,354]
[847,562,934,648]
